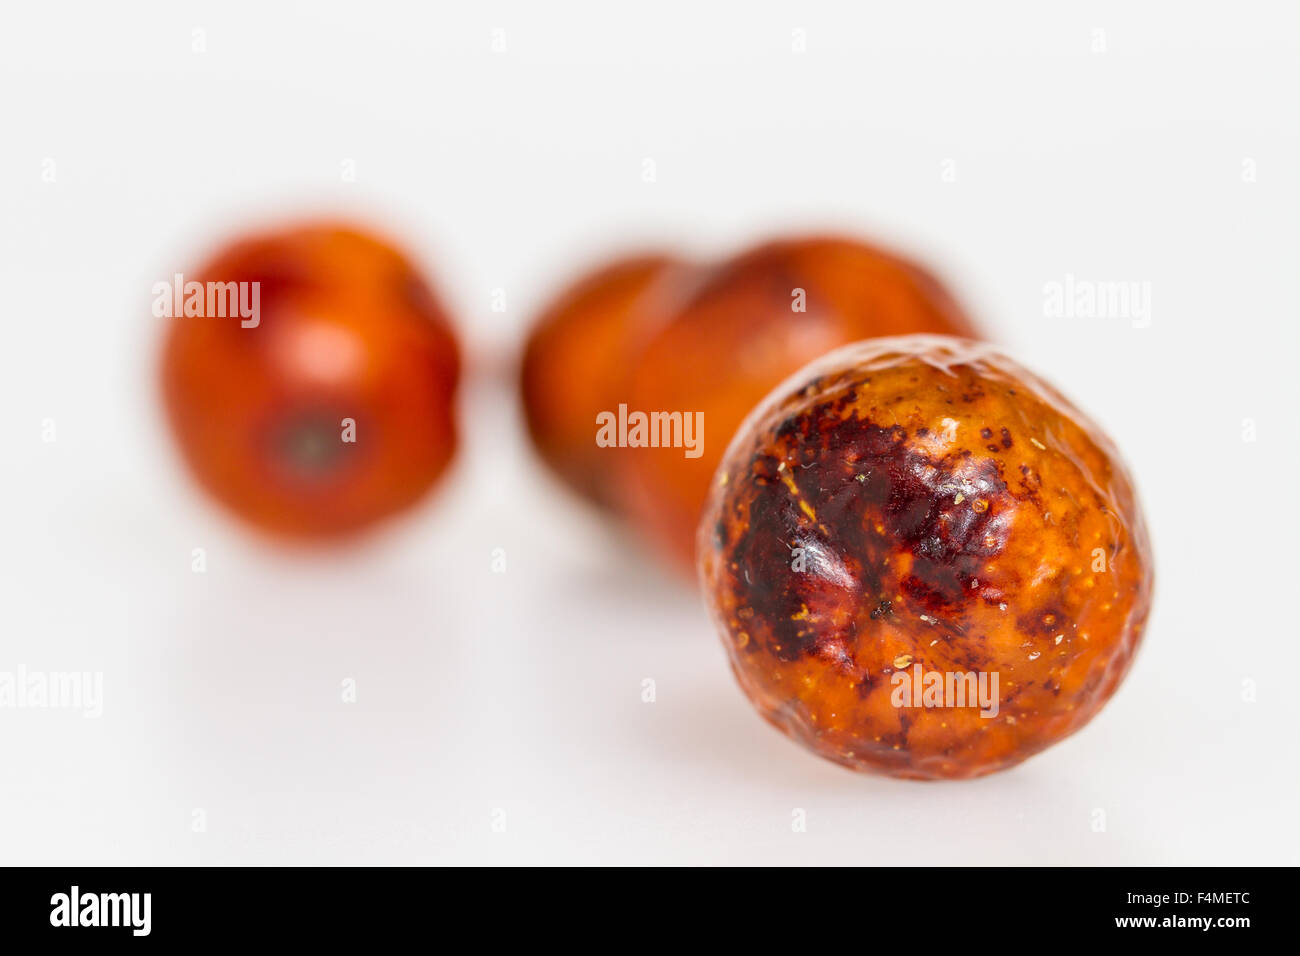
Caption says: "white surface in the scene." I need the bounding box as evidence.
[1,1,1298,865]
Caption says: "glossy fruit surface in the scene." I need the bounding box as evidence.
[520,254,692,510]
[160,222,460,539]
[623,236,977,571]
[698,335,1152,779]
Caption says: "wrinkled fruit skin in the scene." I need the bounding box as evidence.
[699,336,1153,779]
[624,236,977,573]
[520,254,694,510]
[160,223,461,539]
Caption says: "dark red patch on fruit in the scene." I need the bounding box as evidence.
[723,404,1013,661]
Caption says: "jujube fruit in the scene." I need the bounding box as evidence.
[520,254,695,510]
[160,222,461,539]
[698,335,1153,779]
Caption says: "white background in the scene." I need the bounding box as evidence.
[2,1,1297,865]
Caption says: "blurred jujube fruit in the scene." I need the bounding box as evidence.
[519,254,696,510]
[160,222,461,539]
[698,335,1153,779]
